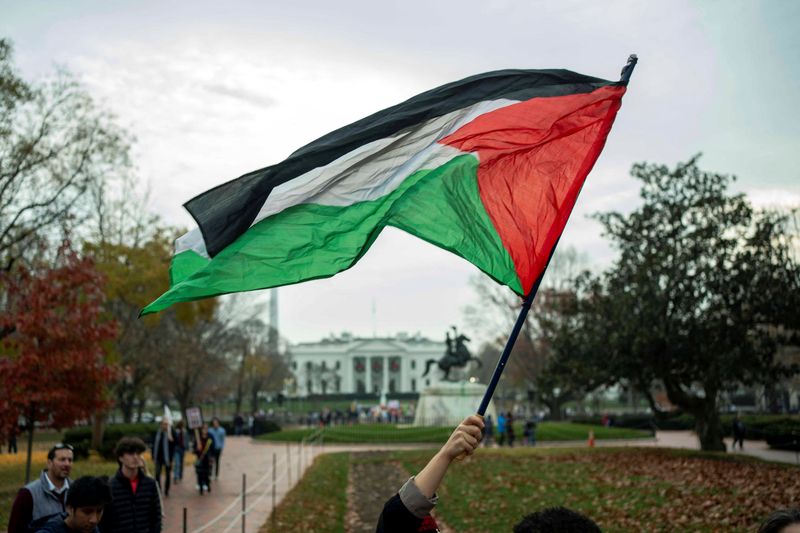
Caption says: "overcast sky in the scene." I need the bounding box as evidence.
[2,0,798,346]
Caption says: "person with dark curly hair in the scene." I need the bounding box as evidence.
[33,476,112,533]
[513,507,601,533]
[99,437,162,533]
[758,508,800,533]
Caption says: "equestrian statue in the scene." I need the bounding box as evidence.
[422,326,482,381]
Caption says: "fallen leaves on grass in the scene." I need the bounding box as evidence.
[435,448,799,533]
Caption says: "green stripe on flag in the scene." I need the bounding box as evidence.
[142,154,520,315]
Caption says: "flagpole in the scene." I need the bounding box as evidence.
[475,54,638,418]
[476,270,542,417]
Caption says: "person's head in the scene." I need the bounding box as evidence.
[46,443,74,482]
[201,423,209,436]
[175,420,184,430]
[160,419,170,431]
[64,476,112,533]
[758,508,800,533]
[114,437,147,470]
[513,507,601,533]
[212,417,220,428]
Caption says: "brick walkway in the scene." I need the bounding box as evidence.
[161,437,320,533]
[161,430,798,533]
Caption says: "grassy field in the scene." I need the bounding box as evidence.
[264,447,799,532]
[259,452,349,533]
[256,422,650,444]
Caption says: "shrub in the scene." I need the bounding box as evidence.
[64,423,158,460]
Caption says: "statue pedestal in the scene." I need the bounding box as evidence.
[413,381,497,427]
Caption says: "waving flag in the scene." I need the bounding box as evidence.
[143,66,630,315]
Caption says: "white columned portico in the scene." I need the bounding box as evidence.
[383,356,389,393]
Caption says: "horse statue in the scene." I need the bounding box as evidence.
[422,327,482,381]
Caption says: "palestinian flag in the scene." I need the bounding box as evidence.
[143,65,632,315]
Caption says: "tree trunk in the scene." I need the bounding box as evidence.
[91,412,106,451]
[250,386,259,414]
[693,398,726,452]
[544,396,565,421]
[24,419,34,484]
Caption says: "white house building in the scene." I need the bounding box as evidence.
[288,332,450,396]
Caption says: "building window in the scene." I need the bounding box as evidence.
[321,360,327,370]
[334,377,341,393]
[292,361,297,370]
[306,361,312,371]
[411,379,416,392]
[306,379,313,394]
[425,379,430,387]
[321,380,328,394]
[411,360,416,370]
[335,360,341,370]
[389,379,396,393]
[356,379,365,393]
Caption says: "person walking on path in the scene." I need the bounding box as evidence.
[152,419,176,496]
[100,437,162,533]
[523,418,538,447]
[497,412,507,446]
[506,412,516,447]
[483,414,494,447]
[33,476,112,533]
[233,413,245,436]
[7,443,74,533]
[207,418,226,480]
[732,413,746,451]
[172,420,187,483]
[194,424,213,494]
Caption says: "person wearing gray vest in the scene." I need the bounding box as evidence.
[7,443,74,533]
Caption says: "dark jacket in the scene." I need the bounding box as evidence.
[151,428,176,465]
[33,512,98,533]
[376,477,439,533]
[99,469,162,533]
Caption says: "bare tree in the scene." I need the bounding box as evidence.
[0,39,134,271]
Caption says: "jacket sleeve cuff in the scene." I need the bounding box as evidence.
[398,477,438,519]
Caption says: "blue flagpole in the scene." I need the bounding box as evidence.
[475,54,638,417]
[476,255,549,417]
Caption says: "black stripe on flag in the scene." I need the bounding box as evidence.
[186,69,620,257]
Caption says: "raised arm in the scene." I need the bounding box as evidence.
[414,415,484,497]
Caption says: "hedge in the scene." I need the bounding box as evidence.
[64,423,158,460]
[571,413,800,450]
[64,418,282,460]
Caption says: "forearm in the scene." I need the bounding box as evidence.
[413,451,451,498]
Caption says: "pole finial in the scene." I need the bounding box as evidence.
[620,54,638,85]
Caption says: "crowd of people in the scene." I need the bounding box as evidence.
[478,412,539,448]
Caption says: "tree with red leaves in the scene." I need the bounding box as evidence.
[0,243,117,482]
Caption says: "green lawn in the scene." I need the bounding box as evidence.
[263,447,799,532]
[256,422,649,444]
[259,452,349,533]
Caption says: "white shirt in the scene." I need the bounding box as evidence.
[44,472,69,495]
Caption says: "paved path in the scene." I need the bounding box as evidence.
[161,437,322,533]
[164,431,798,533]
